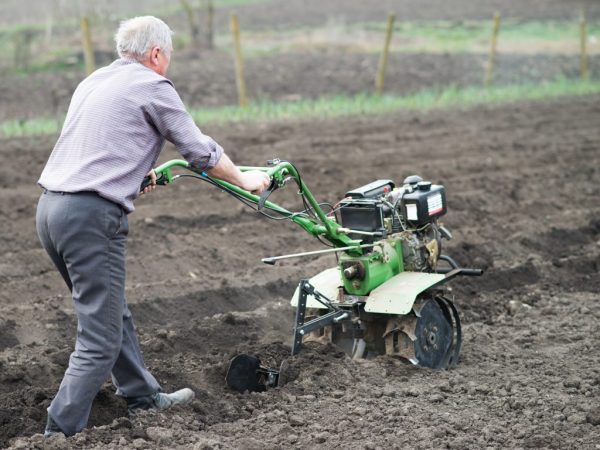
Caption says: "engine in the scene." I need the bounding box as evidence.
[338,176,447,272]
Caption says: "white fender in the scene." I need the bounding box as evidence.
[290,267,341,309]
[364,272,446,314]
[290,268,446,315]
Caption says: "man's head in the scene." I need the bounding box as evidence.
[115,16,173,76]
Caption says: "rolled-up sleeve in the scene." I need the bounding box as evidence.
[145,80,223,170]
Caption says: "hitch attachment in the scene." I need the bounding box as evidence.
[291,279,349,356]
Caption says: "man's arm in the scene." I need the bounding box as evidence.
[207,153,270,194]
[145,80,223,171]
[144,80,269,194]
[140,154,269,195]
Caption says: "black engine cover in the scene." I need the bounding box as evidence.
[401,183,447,226]
[345,179,395,199]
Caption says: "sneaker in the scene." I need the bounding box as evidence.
[151,388,195,410]
[44,414,65,438]
[127,388,195,415]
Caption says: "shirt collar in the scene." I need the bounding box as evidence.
[117,57,141,65]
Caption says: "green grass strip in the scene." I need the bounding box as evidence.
[2,78,600,139]
[0,117,63,138]
[190,78,600,124]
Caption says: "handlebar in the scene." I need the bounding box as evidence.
[138,159,363,253]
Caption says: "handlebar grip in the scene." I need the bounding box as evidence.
[258,179,277,210]
[140,172,168,193]
[140,176,154,192]
[459,268,484,276]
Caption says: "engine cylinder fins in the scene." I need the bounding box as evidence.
[383,295,462,370]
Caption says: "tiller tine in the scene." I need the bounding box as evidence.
[226,354,280,393]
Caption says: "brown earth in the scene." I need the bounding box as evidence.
[1,1,600,448]
[1,94,599,449]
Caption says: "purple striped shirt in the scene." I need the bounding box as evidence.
[38,58,223,212]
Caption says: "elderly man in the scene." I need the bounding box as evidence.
[36,16,270,437]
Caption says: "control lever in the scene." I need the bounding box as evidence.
[258,178,278,210]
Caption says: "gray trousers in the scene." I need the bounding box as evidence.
[36,190,160,436]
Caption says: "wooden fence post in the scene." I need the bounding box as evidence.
[230,14,248,107]
[80,17,95,75]
[204,0,215,49]
[13,29,34,70]
[375,13,395,96]
[45,12,54,44]
[485,12,501,87]
[180,0,200,45]
[580,11,589,81]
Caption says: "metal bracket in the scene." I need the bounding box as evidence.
[291,279,349,355]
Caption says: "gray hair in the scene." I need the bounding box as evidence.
[115,16,173,61]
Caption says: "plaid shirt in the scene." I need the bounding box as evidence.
[38,58,223,212]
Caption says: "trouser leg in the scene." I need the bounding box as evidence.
[111,301,161,398]
[36,191,158,436]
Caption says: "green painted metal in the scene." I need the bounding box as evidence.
[150,159,448,310]
[150,159,362,252]
[339,239,405,296]
[152,159,189,183]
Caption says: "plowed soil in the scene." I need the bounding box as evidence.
[1,94,599,449]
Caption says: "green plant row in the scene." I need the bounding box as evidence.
[190,78,600,123]
[2,78,600,139]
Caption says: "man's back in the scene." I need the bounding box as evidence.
[38,59,222,212]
